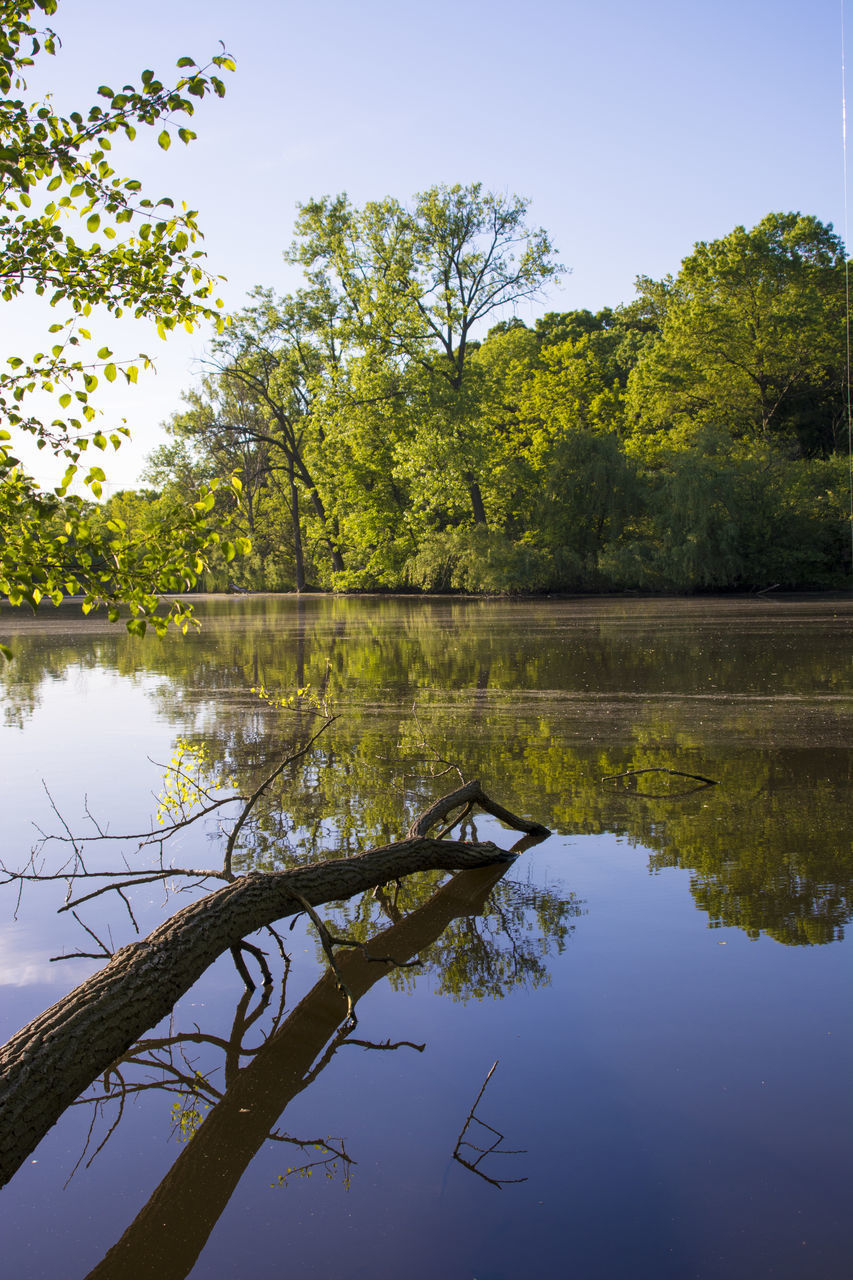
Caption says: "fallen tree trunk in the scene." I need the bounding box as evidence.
[0,781,548,1188]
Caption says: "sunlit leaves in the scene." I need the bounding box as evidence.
[155,737,234,825]
[626,213,847,455]
[0,0,238,644]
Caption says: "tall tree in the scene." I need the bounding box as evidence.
[150,375,293,589]
[290,183,563,528]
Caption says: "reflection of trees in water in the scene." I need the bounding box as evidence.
[637,764,853,945]
[3,598,853,946]
[311,865,582,1001]
[222,719,853,949]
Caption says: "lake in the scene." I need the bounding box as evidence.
[0,595,851,1279]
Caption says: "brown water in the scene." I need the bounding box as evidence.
[0,596,851,1278]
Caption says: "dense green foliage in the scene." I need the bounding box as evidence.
[144,203,850,594]
[0,0,240,651]
[2,6,848,606]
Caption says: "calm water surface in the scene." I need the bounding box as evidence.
[0,596,850,1279]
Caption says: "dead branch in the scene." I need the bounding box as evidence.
[341,1038,425,1053]
[600,766,718,789]
[452,1060,527,1189]
[407,778,550,840]
[229,940,273,991]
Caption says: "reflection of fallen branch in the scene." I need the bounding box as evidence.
[452,1061,527,1190]
[600,767,718,798]
[66,965,290,1180]
[81,863,517,1280]
[287,888,424,1029]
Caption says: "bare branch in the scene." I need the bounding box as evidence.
[341,1038,425,1053]
[223,714,337,878]
[601,766,718,786]
[229,940,273,991]
[452,1061,527,1189]
[407,778,550,840]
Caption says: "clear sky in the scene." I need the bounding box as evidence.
[13,0,851,487]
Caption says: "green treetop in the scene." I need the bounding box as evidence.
[627,212,847,457]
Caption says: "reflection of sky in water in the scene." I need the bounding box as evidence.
[0,667,200,1012]
[0,924,65,987]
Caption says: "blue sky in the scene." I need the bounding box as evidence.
[14,0,851,486]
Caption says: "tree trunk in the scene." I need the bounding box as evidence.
[295,456,346,572]
[466,477,488,526]
[288,462,306,591]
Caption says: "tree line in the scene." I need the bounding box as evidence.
[122,195,852,594]
[2,2,849,622]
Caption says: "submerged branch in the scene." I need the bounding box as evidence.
[600,767,718,788]
[452,1059,527,1189]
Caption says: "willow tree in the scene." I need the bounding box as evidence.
[0,0,237,650]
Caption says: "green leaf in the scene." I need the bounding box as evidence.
[86,213,100,233]
[158,130,171,151]
[104,363,117,382]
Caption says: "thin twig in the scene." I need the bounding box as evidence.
[222,715,337,878]
[410,701,466,784]
[452,1061,528,1189]
[59,870,224,913]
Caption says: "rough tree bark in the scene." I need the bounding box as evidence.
[0,781,548,1188]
